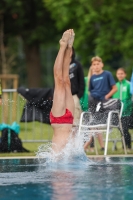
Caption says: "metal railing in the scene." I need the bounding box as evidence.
[1,89,132,150]
[0,89,53,143]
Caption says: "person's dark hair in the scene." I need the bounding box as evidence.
[117,68,126,74]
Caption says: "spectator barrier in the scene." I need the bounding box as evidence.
[0,89,53,144]
[1,89,132,150]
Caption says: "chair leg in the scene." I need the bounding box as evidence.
[104,128,110,156]
[122,135,127,154]
[119,118,127,155]
[104,114,112,156]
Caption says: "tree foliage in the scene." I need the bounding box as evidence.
[1,0,133,86]
[1,0,58,45]
[44,0,133,76]
[0,0,59,87]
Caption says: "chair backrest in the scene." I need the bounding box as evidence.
[79,99,123,128]
[88,99,121,125]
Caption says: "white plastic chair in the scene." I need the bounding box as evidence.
[78,101,127,156]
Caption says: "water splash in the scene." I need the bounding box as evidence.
[36,128,93,167]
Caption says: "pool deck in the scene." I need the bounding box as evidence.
[0,155,132,159]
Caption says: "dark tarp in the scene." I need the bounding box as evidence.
[17,87,53,124]
[0,122,29,152]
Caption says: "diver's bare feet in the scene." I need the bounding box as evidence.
[59,30,71,48]
[68,29,75,48]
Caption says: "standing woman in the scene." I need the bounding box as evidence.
[80,66,95,152]
[113,68,132,151]
[80,66,93,112]
[50,29,75,153]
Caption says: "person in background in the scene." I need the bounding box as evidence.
[112,68,133,151]
[84,56,117,152]
[80,66,95,152]
[69,48,85,126]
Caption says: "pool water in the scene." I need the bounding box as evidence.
[0,157,133,200]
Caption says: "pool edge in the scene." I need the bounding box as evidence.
[0,155,132,159]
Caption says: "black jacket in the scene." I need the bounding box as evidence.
[17,87,53,124]
[69,60,85,99]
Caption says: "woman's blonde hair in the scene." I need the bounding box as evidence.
[88,66,93,80]
[87,66,93,89]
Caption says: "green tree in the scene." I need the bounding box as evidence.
[0,0,59,87]
[44,0,133,78]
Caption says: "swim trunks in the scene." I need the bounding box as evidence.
[50,109,73,124]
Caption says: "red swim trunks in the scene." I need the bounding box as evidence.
[50,109,73,124]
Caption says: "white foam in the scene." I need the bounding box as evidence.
[36,128,93,166]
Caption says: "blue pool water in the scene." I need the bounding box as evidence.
[0,157,133,200]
